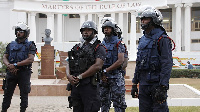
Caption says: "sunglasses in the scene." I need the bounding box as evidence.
[16,30,25,33]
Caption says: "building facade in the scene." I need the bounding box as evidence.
[1,0,200,69]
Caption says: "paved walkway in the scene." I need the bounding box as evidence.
[0,84,200,112]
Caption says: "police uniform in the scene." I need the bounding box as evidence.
[132,28,173,112]
[121,41,128,77]
[100,35,127,112]
[2,38,36,111]
[69,36,106,112]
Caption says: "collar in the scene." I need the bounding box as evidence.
[15,38,28,44]
[144,28,163,38]
[103,35,116,43]
[79,35,98,48]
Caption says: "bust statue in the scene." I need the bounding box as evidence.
[43,29,53,45]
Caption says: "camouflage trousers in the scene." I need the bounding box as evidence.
[99,74,127,112]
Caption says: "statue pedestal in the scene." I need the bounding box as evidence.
[39,45,56,79]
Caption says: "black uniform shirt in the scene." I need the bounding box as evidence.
[95,44,106,62]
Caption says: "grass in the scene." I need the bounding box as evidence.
[110,106,200,112]
[109,78,200,112]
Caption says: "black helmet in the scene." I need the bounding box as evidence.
[80,21,98,34]
[102,20,117,34]
[138,6,163,26]
[14,22,30,38]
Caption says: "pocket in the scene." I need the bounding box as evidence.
[147,72,159,82]
[150,56,160,70]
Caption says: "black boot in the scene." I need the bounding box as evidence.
[20,108,26,112]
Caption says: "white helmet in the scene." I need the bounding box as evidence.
[14,22,30,38]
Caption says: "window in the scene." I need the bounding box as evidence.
[104,14,111,17]
[191,39,200,43]
[69,14,80,18]
[160,8,172,32]
[191,7,200,31]
[39,13,47,18]
[136,17,140,33]
[128,13,141,33]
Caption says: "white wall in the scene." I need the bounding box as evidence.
[191,31,200,51]
[64,15,80,42]
[0,8,10,43]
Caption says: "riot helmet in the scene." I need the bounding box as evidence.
[138,6,163,30]
[14,22,30,38]
[101,17,122,38]
[102,20,116,33]
[80,21,98,41]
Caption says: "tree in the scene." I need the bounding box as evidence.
[0,41,7,74]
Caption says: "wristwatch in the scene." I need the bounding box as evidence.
[13,63,17,67]
[103,69,107,73]
[77,75,82,80]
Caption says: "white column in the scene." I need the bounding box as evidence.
[130,11,137,61]
[111,13,116,21]
[57,14,63,42]
[118,13,123,37]
[184,3,192,52]
[98,14,104,41]
[79,14,86,37]
[29,12,36,42]
[175,4,183,52]
[47,13,55,44]
[87,14,93,21]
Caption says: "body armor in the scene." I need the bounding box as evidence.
[102,35,121,73]
[68,40,101,76]
[136,28,166,71]
[8,39,32,65]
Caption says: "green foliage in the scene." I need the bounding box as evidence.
[171,69,200,78]
[0,41,7,73]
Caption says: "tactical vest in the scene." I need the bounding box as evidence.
[102,36,121,67]
[136,28,166,71]
[68,39,101,76]
[8,39,32,64]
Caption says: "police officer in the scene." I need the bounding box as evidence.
[66,20,106,112]
[100,18,127,112]
[1,22,36,112]
[131,6,173,112]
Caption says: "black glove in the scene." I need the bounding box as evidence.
[154,85,168,103]
[131,84,138,98]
